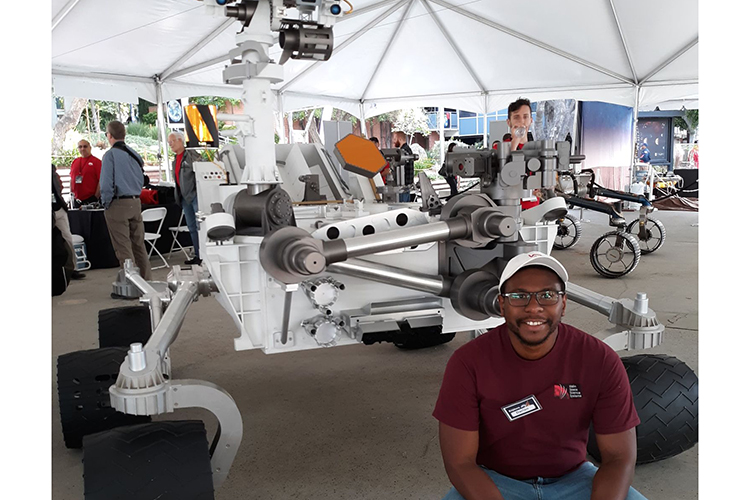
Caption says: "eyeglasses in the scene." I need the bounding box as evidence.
[78,145,89,149]
[501,290,565,307]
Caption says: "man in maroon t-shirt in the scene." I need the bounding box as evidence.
[434,252,646,500]
[69,139,102,205]
[506,98,533,152]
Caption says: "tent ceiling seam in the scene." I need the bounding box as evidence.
[52,69,156,85]
[423,0,486,93]
[428,0,634,86]
[279,0,410,93]
[608,0,638,84]
[164,55,228,82]
[640,37,698,84]
[52,5,204,60]
[360,0,415,101]
[161,19,235,81]
[283,91,362,104]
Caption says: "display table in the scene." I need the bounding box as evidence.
[68,203,192,269]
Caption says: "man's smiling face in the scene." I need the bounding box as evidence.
[498,266,567,357]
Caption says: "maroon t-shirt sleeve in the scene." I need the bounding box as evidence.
[592,347,641,435]
[433,350,480,431]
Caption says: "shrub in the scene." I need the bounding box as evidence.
[141,112,158,126]
[127,122,159,140]
[414,158,435,173]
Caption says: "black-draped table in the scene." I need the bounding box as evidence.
[67,204,192,269]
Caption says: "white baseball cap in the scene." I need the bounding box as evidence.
[498,252,569,293]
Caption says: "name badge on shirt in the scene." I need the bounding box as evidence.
[501,395,543,422]
[75,175,83,184]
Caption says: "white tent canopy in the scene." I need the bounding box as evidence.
[52,0,698,115]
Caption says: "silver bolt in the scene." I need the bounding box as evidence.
[634,292,649,314]
[128,343,147,372]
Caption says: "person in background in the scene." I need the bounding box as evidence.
[69,139,102,206]
[100,121,152,280]
[639,143,651,163]
[439,142,459,197]
[369,137,380,148]
[688,141,698,169]
[52,164,85,280]
[168,131,202,266]
[434,252,646,500]
[506,98,533,151]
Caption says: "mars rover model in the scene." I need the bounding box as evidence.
[55,2,697,498]
[553,163,667,278]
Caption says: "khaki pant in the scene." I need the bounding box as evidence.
[53,208,76,271]
[104,198,152,280]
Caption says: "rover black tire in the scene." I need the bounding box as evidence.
[57,347,151,449]
[98,305,152,348]
[83,421,214,500]
[553,214,582,250]
[589,231,641,278]
[394,332,456,349]
[626,217,666,254]
[587,354,698,464]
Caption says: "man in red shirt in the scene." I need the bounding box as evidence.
[434,252,646,500]
[69,139,102,205]
[168,131,202,265]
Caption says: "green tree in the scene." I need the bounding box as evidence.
[393,108,430,145]
[673,110,699,142]
[190,95,241,108]
[53,97,88,157]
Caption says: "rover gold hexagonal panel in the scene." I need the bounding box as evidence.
[334,134,387,179]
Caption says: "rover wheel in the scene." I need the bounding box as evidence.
[553,214,582,250]
[83,421,215,500]
[57,347,150,449]
[589,231,640,278]
[587,354,698,464]
[626,217,666,254]
[98,305,152,348]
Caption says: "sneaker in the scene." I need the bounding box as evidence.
[184,257,202,266]
[71,270,86,280]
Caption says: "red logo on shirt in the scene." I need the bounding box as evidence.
[554,384,568,399]
[554,384,582,399]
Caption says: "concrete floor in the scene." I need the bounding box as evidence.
[52,208,698,500]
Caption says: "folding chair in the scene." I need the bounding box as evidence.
[168,211,192,260]
[141,207,169,270]
[71,234,91,271]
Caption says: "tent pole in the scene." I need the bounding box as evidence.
[51,0,81,31]
[287,109,295,144]
[608,0,639,84]
[155,79,170,182]
[360,0,414,100]
[640,38,699,84]
[427,0,633,86]
[630,85,641,187]
[359,102,367,136]
[162,19,235,81]
[482,93,489,148]
[438,105,445,169]
[422,0,486,93]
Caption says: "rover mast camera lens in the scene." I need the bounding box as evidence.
[330,4,342,15]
